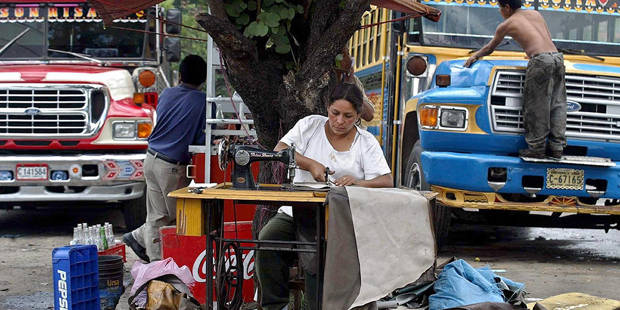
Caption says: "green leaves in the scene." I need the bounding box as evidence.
[224,0,304,55]
[244,21,269,37]
[224,0,246,17]
[259,11,281,27]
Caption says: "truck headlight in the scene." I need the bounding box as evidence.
[113,122,137,139]
[439,107,468,130]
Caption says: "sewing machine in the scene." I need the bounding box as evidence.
[217,139,297,189]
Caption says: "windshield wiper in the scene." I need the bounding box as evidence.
[0,28,31,57]
[48,48,102,64]
[558,48,604,62]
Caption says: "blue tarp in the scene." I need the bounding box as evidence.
[429,259,525,310]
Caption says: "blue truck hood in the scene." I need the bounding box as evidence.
[434,59,529,88]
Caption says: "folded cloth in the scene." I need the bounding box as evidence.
[322,187,436,310]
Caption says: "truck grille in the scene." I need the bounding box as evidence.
[490,70,620,141]
[0,85,108,138]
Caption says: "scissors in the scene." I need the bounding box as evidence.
[325,167,335,186]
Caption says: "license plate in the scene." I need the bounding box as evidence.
[546,168,584,190]
[16,164,48,181]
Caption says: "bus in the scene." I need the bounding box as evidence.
[351,0,620,242]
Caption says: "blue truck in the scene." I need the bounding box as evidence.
[351,0,620,243]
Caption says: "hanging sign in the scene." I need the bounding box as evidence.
[0,4,146,22]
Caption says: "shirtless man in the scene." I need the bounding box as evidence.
[464,0,566,159]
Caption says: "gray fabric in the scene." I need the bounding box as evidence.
[322,187,435,310]
[132,152,190,260]
[523,52,567,152]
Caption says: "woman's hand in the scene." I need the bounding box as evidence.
[334,175,358,186]
[309,161,332,182]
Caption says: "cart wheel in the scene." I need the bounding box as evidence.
[216,242,244,310]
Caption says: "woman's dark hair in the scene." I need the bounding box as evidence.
[498,0,521,9]
[179,55,207,86]
[328,83,364,114]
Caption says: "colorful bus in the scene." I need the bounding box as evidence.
[351,1,620,242]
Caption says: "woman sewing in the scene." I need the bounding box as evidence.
[255,83,393,310]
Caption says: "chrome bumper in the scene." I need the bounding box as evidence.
[0,153,146,202]
[0,183,145,202]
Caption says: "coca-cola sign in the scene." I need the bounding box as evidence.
[192,249,255,282]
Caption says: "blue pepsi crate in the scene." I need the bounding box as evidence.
[52,245,99,310]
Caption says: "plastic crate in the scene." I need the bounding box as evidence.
[98,243,126,262]
[52,245,99,310]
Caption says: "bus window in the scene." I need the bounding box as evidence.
[615,17,620,42]
[584,24,592,41]
[598,20,608,42]
[368,11,376,65]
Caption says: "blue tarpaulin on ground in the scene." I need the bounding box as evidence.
[429,259,524,310]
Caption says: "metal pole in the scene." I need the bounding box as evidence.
[204,12,214,183]
[155,5,161,65]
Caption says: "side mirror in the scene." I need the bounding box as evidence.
[165,8,182,34]
[164,37,181,62]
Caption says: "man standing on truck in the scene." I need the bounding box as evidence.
[464,0,566,159]
[123,55,207,262]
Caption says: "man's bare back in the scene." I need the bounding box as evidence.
[503,10,557,58]
[464,3,558,67]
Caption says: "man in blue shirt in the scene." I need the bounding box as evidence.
[124,55,207,262]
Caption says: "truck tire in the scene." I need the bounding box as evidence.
[122,193,147,231]
[404,141,451,248]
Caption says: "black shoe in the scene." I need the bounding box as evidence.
[519,148,545,159]
[547,149,563,160]
[122,232,150,262]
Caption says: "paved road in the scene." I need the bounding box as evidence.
[0,207,618,309]
[439,224,620,300]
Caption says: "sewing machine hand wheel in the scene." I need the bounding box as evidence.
[217,139,230,171]
[216,242,244,310]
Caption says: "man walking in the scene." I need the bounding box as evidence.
[464,0,566,159]
[123,55,207,261]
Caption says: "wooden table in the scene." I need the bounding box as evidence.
[169,183,328,310]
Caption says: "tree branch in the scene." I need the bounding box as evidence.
[286,0,369,115]
[206,0,226,19]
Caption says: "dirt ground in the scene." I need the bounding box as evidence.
[0,207,618,309]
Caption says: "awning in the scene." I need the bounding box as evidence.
[371,0,441,21]
[88,0,440,25]
[87,0,161,25]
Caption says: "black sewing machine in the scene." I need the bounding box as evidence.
[217,139,297,189]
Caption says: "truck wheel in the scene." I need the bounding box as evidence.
[122,193,147,231]
[404,141,451,248]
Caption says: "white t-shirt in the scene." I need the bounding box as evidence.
[279,115,391,216]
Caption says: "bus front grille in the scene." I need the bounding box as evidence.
[490,70,620,142]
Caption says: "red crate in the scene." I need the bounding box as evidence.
[160,223,255,305]
[98,243,126,262]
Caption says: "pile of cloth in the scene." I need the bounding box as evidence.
[375,258,527,310]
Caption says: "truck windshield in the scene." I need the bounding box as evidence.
[0,4,152,60]
[414,2,620,56]
[48,22,147,59]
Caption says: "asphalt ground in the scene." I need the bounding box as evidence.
[0,207,618,309]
